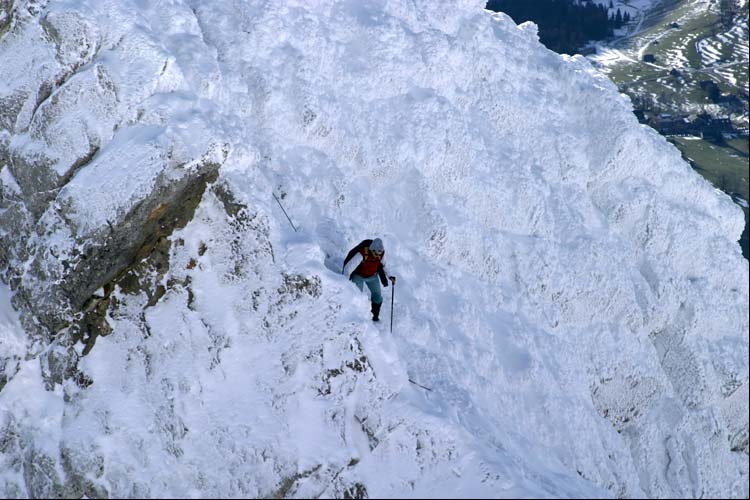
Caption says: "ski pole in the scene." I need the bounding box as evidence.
[408,378,432,392]
[273,192,297,232]
[390,278,395,333]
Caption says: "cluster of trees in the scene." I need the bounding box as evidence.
[700,80,723,103]
[486,0,631,54]
[610,5,632,28]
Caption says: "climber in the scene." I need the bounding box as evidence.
[343,238,396,321]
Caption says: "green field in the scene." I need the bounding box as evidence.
[726,136,749,155]
[606,1,744,113]
[670,137,749,199]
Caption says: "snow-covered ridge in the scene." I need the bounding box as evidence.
[1,0,748,498]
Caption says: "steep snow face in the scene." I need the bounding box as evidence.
[1,0,748,498]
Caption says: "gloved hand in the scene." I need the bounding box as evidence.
[389,276,396,284]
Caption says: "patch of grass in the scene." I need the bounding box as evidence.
[726,137,749,155]
[670,137,749,200]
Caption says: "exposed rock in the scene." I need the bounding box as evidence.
[0,0,15,39]
[10,62,115,218]
[343,481,368,499]
[22,448,65,499]
[722,380,750,454]
[18,142,225,344]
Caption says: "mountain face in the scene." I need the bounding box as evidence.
[1,0,747,498]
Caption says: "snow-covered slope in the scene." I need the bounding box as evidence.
[0,0,747,498]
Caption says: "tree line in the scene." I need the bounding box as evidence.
[486,0,631,54]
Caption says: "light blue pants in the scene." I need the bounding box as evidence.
[351,274,383,304]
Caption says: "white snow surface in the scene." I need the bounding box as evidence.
[1,0,749,498]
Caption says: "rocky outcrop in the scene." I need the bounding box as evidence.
[722,380,750,455]
[0,2,229,390]
[16,140,226,333]
[0,0,14,37]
